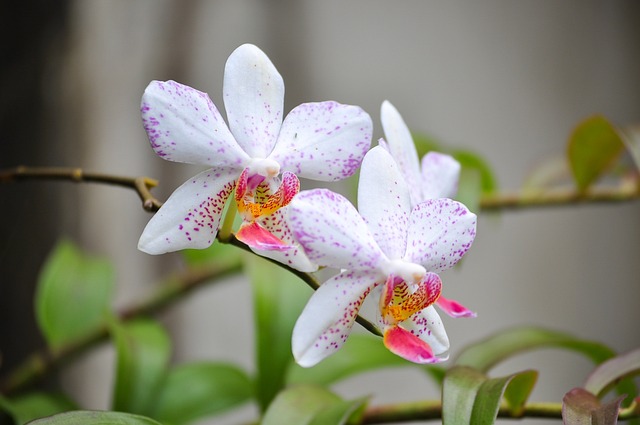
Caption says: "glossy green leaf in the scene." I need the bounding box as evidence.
[111,319,171,415]
[567,115,625,191]
[455,326,616,372]
[584,347,640,397]
[562,388,625,425]
[443,367,538,425]
[152,362,253,425]
[0,393,76,425]
[262,385,361,425]
[442,366,486,425]
[247,255,312,412]
[26,410,163,425]
[287,333,444,386]
[35,240,114,351]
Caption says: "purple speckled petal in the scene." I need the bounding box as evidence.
[223,44,284,158]
[138,167,237,254]
[288,189,387,271]
[380,101,421,206]
[292,270,381,367]
[421,152,461,200]
[254,207,319,272]
[141,80,249,168]
[404,199,477,273]
[404,305,450,357]
[357,146,412,260]
[269,101,372,181]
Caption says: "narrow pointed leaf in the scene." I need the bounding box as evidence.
[472,370,537,423]
[35,240,114,351]
[111,319,171,415]
[26,410,163,425]
[287,333,445,386]
[247,255,312,412]
[567,115,625,191]
[563,388,625,425]
[0,393,76,425]
[153,362,253,425]
[455,326,616,373]
[503,370,538,415]
[442,366,486,425]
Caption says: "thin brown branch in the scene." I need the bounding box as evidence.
[0,166,163,212]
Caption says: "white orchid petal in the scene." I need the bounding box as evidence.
[405,199,477,273]
[380,100,421,205]
[255,207,319,272]
[138,167,237,254]
[357,146,412,260]
[141,80,249,167]
[421,152,461,200]
[288,189,386,271]
[223,44,284,158]
[292,270,380,367]
[270,102,372,181]
[405,305,450,356]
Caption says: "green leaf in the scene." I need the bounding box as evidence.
[35,240,114,351]
[620,124,640,171]
[411,132,443,157]
[287,333,444,387]
[455,326,616,372]
[521,155,572,194]
[562,388,625,425]
[25,410,163,425]
[567,115,625,191]
[247,255,312,412]
[152,362,253,425]
[456,167,483,214]
[262,385,362,425]
[111,319,171,415]
[443,367,538,425]
[181,240,242,268]
[452,150,498,195]
[584,347,640,397]
[0,393,76,425]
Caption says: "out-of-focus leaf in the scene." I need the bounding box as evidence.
[521,155,572,194]
[455,326,616,372]
[247,255,312,412]
[35,240,114,351]
[452,150,498,195]
[584,347,640,397]
[26,410,163,425]
[182,239,242,268]
[443,367,537,425]
[562,388,625,425]
[620,125,640,171]
[457,167,483,213]
[567,115,625,192]
[411,132,443,157]
[111,319,171,415]
[287,333,444,387]
[262,385,361,425]
[0,393,76,425]
[152,362,253,425]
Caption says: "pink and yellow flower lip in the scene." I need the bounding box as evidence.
[380,272,442,325]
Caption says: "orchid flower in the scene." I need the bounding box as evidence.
[137,44,372,271]
[288,146,477,366]
[380,100,475,318]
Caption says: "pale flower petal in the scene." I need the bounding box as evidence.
[292,270,380,367]
[269,101,372,181]
[223,44,284,158]
[380,100,421,205]
[357,146,412,260]
[404,199,477,273]
[421,152,461,200]
[404,305,450,357]
[141,80,249,168]
[257,207,318,272]
[138,167,237,254]
[288,189,386,271]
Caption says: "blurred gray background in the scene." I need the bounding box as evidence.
[1,1,639,424]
